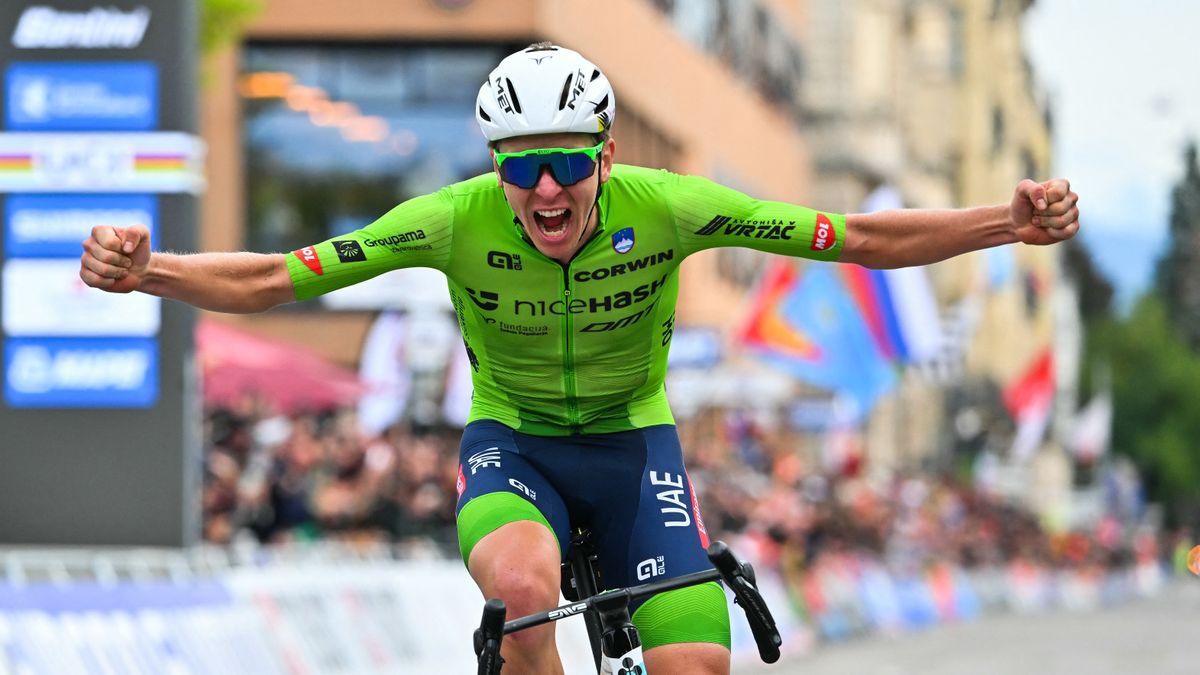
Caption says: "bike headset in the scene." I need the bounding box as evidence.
[475,44,617,246]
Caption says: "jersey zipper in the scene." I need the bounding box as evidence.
[560,262,580,430]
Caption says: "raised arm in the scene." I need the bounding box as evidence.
[839,178,1079,269]
[80,224,294,313]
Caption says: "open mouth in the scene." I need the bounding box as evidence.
[534,208,571,239]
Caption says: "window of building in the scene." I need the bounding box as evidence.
[240,43,514,255]
[991,104,1006,155]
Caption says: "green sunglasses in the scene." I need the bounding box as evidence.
[494,141,604,189]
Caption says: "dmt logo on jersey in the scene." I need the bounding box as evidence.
[612,227,634,254]
[333,239,366,263]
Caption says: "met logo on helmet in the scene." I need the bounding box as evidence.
[811,213,836,251]
[565,69,587,110]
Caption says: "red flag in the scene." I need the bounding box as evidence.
[1003,347,1055,419]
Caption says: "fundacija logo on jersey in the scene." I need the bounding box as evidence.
[292,246,323,275]
[611,227,634,254]
[811,213,836,252]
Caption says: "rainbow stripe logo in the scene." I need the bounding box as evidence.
[0,153,34,171]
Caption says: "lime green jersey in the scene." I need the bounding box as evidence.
[286,164,845,435]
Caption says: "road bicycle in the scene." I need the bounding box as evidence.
[475,528,781,674]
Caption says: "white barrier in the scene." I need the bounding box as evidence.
[0,557,595,675]
[0,549,1166,674]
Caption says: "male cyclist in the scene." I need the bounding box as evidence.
[81,44,1079,674]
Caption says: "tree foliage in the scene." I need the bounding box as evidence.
[200,0,262,57]
[1060,236,1113,322]
[1090,296,1200,525]
[1155,141,1200,349]
[1079,140,1200,528]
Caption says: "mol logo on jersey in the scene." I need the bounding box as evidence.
[811,213,836,252]
[612,227,634,254]
[292,246,323,275]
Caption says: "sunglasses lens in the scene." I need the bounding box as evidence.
[549,152,598,187]
[499,148,598,188]
[499,155,543,189]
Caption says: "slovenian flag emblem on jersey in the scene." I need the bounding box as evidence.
[612,227,634,254]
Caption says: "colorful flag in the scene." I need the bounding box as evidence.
[838,264,906,361]
[857,184,945,364]
[739,260,896,413]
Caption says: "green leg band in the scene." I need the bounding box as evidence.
[631,582,731,651]
[456,491,557,566]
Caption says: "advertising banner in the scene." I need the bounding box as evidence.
[0,0,201,546]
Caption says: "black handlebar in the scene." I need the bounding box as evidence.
[474,598,507,675]
[706,541,782,664]
[474,540,781,672]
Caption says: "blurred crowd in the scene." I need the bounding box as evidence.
[203,403,461,552]
[202,402,1167,590]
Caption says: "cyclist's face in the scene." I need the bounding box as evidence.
[493,132,614,264]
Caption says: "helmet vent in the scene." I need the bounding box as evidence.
[557,73,573,111]
[593,94,609,113]
[505,78,522,114]
[590,69,601,82]
[478,106,491,122]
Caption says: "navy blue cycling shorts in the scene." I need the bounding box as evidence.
[455,420,713,598]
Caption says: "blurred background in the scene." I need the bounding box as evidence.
[1,0,1198,673]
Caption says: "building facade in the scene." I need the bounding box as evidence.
[199,0,815,364]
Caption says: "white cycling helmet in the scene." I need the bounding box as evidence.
[476,44,616,142]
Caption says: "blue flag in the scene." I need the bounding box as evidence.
[749,263,896,414]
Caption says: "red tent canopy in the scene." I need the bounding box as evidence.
[196,318,365,413]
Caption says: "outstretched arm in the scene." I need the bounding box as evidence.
[839,178,1079,269]
[80,224,295,313]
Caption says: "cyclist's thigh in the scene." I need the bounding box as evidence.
[590,424,731,650]
[591,424,713,591]
[455,420,570,564]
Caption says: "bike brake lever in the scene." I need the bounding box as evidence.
[475,598,507,674]
[706,541,782,664]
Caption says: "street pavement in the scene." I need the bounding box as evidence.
[742,579,1200,675]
